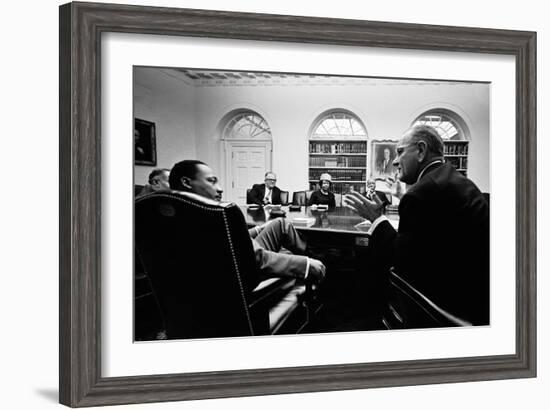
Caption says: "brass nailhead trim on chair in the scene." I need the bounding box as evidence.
[222,210,255,335]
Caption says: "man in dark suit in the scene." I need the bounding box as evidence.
[248,172,283,205]
[345,125,489,325]
[168,160,326,282]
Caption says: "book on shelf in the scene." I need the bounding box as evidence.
[309,141,367,154]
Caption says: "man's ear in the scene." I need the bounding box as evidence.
[180,177,192,189]
[416,140,427,162]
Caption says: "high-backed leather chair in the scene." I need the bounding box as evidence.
[292,190,314,206]
[279,191,289,206]
[292,191,305,206]
[246,188,253,204]
[135,191,309,339]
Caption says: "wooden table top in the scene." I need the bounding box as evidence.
[240,205,397,236]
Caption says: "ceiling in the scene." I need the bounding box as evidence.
[164,68,481,88]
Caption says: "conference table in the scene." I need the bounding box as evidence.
[241,205,399,248]
[242,205,400,329]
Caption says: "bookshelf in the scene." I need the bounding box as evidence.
[443,140,469,176]
[308,139,368,194]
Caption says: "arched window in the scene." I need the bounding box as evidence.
[222,112,271,139]
[309,111,368,194]
[311,112,367,139]
[412,111,466,140]
[413,110,469,176]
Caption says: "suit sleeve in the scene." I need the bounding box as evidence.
[370,193,426,275]
[272,187,282,205]
[248,185,263,205]
[252,239,308,280]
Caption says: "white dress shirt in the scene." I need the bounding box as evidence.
[263,187,272,204]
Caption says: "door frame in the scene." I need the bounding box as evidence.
[223,139,273,204]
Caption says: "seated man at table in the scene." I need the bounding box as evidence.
[169,160,326,283]
[365,178,391,209]
[137,168,171,197]
[248,172,283,206]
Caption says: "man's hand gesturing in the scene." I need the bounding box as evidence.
[343,191,384,222]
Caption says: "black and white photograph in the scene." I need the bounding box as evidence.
[133,66,490,341]
[50,1,539,408]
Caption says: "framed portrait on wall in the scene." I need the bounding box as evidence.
[134,118,157,166]
[371,140,398,180]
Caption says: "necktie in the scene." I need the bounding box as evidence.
[264,188,272,204]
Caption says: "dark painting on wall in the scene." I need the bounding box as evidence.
[134,118,157,166]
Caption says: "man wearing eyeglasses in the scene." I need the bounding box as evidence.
[344,125,489,326]
[248,172,284,206]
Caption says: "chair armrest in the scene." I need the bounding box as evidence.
[250,277,298,307]
[382,269,471,329]
[249,277,310,334]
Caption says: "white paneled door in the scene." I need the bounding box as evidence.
[225,141,272,204]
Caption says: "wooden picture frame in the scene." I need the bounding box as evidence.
[59,1,536,407]
[134,118,157,166]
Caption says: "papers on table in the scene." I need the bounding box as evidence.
[290,217,316,227]
[353,219,372,232]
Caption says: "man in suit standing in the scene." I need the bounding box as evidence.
[345,125,489,325]
[248,172,283,206]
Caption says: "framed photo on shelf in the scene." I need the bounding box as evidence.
[134,118,157,166]
[59,1,536,407]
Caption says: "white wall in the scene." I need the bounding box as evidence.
[2,1,547,410]
[144,74,490,194]
[133,68,197,185]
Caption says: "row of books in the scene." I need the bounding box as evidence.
[309,156,367,167]
[309,169,366,181]
[309,182,366,195]
[446,157,468,169]
[309,142,367,154]
[444,142,469,155]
